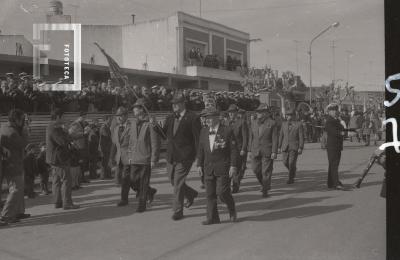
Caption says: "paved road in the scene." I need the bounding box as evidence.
[0,142,385,260]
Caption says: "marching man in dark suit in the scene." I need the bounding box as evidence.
[226,104,249,193]
[197,108,238,225]
[249,104,278,197]
[325,103,345,189]
[151,96,201,221]
[278,109,304,184]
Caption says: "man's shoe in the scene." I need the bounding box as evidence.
[16,213,31,220]
[0,220,8,226]
[262,191,269,198]
[2,217,19,223]
[147,188,157,204]
[136,204,146,213]
[63,204,80,210]
[117,200,128,207]
[286,179,294,184]
[335,185,345,190]
[202,219,220,225]
[229,211,238,222]
[172,212,184,221]
[232,185,239,194]
[55,204,63,209]
[185,192,198,208]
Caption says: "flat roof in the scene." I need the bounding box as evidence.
[0,54,199,81]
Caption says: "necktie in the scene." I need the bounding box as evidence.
[173,115,180,135]
[209,130,216,135]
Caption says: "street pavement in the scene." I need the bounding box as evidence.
[0,141,385,260]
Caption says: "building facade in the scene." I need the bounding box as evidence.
[0,1,250,91]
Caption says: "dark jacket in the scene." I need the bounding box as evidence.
[228,118,249,153]
[46,122,71,166]
[88,129,99,159]
[278,120,304,152]
[99,123,112,155]
[23,153,38,178]
[37,150,49,174]
[249,118,278,157]
[0,122,28,176]
[158,110,201,163]
[325,115,344,151]
[197,125,237,179]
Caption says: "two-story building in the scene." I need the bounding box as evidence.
[0,0,250,92]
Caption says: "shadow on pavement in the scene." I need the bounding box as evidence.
[247,204,353,222]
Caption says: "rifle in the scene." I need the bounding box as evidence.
[353,155,377,188]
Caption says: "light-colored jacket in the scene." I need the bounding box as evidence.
[127,118,160,165]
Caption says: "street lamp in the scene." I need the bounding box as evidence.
[308,22,340,106]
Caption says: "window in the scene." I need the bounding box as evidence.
[226,49,243,70]
[185,39,208,65]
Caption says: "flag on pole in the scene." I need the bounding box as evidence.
[94,42,128,88]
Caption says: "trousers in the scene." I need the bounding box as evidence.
[251,154,274,192]
[282,150,299,180]
[51,166,73,207]
[205,173,235,222]
[167,161,197,214]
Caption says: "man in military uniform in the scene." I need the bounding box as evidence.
[249,104,278,197]
[226,104,249,193]
[325,103,345,189]
[278,109,304,184]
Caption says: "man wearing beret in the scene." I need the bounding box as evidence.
[278,109,304,184]
[197,108,238,224]
[249,104,278,197]
[151,95,200,221]
[226,104,249,193]
[325,103,345,189]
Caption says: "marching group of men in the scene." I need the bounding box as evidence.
[0,93,348,226]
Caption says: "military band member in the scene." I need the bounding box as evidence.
[197,108,238,225]
[278,109,304,184]
[151,96,201,221]
[226,104,249,193]
[249,104,278,197]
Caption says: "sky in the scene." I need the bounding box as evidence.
[0,0,385,91]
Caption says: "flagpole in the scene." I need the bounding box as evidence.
[94,42,166,139]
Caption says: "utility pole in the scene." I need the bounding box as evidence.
[294,40,299,76]
[346,50,353,84]
[199,0,202,17]
[331,40,336,86]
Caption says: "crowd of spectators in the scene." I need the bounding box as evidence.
[0,72,261,114]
